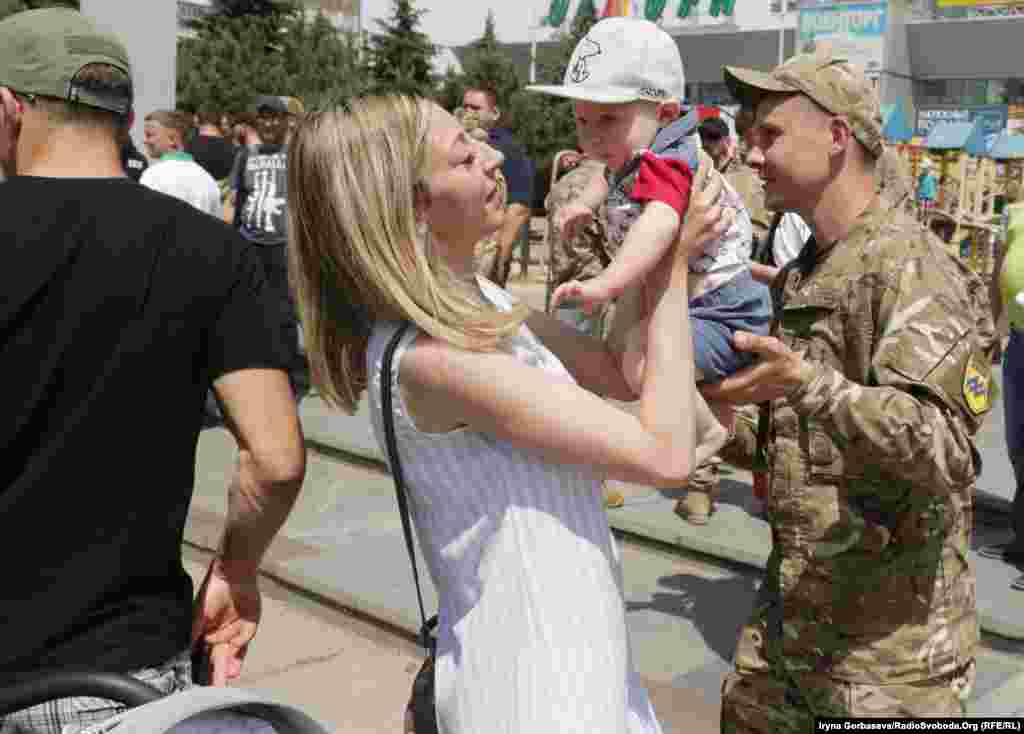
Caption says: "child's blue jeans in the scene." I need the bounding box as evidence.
[691,268,773,384]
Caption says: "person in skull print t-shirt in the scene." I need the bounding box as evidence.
[228,95,307,397]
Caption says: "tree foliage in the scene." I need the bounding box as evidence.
[365,0,435,99]
[509,8,599,165]
[457,11,521,114]
[178,3,366,115]
[0,0,78,22]
[210,0,290,17]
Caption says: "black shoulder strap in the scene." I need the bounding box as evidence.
[381,323,437,652]
[752,211,785,267]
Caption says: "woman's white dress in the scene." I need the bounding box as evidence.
[366,277,664,734]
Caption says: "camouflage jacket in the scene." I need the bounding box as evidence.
[729,196,995,687]
[546,157,611,288]
[874,146,915,210]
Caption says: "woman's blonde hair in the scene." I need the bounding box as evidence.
[287,94,528,414]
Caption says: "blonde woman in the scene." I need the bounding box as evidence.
[286,95,730,734]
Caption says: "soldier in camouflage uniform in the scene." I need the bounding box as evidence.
[702,49,995,729]
[545,154,612,335]
[875,143,915,210]
[545,154,631,508]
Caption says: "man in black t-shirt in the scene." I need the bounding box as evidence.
[226,95,308,399]
[0,10,305,731]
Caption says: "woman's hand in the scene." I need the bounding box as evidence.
[678,172,734,260]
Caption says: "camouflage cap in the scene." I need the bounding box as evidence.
[723,48,883,158]
[0,7,131,115]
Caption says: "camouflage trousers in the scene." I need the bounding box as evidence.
[720,662,975,733]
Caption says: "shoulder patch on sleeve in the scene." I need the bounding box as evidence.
[963,352,991,416]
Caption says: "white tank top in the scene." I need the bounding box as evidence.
[366,277,663,734]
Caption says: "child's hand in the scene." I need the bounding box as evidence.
[555,202,595,241]
[549,278,615,314]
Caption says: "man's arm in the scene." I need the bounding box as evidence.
[706,257,989,494]
[192,367,304,685]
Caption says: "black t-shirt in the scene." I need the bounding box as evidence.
[230,144,289,246]
[188,135,238,182]
[0,177,291,679]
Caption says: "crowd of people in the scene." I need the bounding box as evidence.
[0,5,1018,734]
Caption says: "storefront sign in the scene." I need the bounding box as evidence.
[797,2,887,74]
[937,0,1023,7]
[916,105,1009,149]
[1009,105,1024,136]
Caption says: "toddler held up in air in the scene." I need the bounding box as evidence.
[529,17,772,387]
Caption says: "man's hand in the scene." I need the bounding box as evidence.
[191,559,262,685]
[700,331,812,405]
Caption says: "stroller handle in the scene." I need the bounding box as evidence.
[0,672,163,716]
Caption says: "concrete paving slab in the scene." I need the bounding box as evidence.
[299,398,381,464]
[290,387,1024,641]
[188,431,1024,722]
[619,542,760,683]
[610,476,771,571]
[182,551,421,734]
[971,363,1016,513]
[972,551,1024,641]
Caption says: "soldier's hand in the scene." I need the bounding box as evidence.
[555,202,595,241]
[700,331,812,405]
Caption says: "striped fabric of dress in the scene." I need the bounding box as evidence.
[366,277,664,734]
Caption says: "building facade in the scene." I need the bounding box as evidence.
[492,0,1023,140]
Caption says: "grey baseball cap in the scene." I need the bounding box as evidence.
[526,17,685,105]
[0,7,132,115]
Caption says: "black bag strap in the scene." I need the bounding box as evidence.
[752,211,785,268]
[381,322,437,652]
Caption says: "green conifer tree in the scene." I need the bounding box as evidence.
[178,2,364,115]
[365,0,435,98]
[510,5,599,166]
[459,11,522,113]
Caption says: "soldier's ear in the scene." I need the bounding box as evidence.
[828,115,854,157]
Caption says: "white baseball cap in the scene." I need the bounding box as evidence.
[526,17,685,105]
